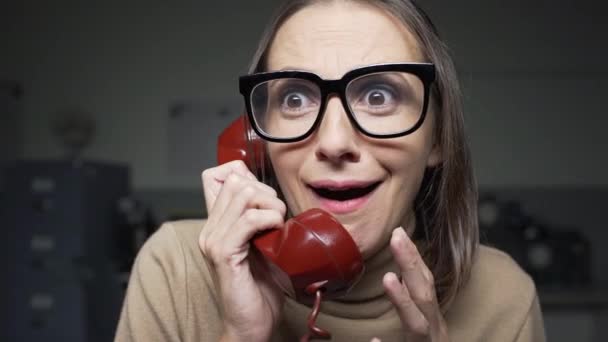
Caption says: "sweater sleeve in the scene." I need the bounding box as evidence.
[114,223,188,342]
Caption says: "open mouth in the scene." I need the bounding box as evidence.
[309,181,382,201]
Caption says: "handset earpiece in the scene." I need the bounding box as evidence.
[217,115,266,181]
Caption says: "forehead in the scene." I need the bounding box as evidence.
[267,1,424,79]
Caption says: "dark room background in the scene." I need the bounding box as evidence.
[1,0,607,341]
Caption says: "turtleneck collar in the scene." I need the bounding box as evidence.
[316,237,401,319]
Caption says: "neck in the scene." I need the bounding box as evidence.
[344,210,417,300]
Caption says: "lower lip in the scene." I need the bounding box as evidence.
[311,186,378,215]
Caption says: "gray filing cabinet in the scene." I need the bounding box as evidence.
[1,160,129,342]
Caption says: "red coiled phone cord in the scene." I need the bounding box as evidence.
[300,284,331,342]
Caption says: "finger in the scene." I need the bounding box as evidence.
[212,185,286,239]
[202,160,262,211]
[390,227,439,319]
[207,172,277,219]
[370,338,381,342]
[202,161,265,213]
[383,271,429,336]
[203,207,284,267]
[218,159,257,180]
[229,208,285,251]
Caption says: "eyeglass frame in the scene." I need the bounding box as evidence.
[239,62,436,143]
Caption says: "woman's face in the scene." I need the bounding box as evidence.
[266,1,441,258]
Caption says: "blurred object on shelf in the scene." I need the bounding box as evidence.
[116,196,158,274]
[51,106,96,160]
[479,195,591,289]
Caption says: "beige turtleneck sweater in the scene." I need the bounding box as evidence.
[114,220,545,341]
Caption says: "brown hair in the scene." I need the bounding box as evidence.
[246,0,479,311]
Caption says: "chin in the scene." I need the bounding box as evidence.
[342,218,388,259]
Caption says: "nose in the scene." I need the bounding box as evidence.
[314,97,361,164]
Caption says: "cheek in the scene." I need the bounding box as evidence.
[372,132,436,218]
[268,144,300,183]
[391,157,427,210]
[376,129,435,180]
[381,151,426,215]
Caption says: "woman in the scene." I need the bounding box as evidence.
[115,1,545,341]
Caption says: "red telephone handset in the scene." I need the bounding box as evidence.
[217,116,365,341]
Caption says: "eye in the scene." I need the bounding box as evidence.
[365,89,392,106]
[283,92,308,109]
[359,86,397,108]
[347,73,410,115]
[279,87,317,115]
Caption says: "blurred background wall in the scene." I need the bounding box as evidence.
[1,0,607,341]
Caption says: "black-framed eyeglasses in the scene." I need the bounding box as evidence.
[239,63,435,143]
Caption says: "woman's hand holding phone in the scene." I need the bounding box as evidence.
[200,160,287,342]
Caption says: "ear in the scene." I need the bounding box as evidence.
[426,141,442,167]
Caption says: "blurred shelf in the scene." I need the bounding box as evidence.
[539,287,608,311]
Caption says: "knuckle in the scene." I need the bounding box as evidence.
[223,159,245,171]
[410,320,430,336]
[272,210,285,225]
[198,228,212,255]
[404,257,419,272]
[424,268,435,284]
[199,231,222,263]
[225,172,241,186]
[265,184,278,196]
[276,199,287,215]
[229,159,243,167]
[198,235,207,254]
[201,168,211,181]
[206,244,227,266]
[233,159,248,170]
[239,185,257,200]
[413,289,434,305]
[200,237,215,258]
[242,209,259,224]
[230,160,252,179]
[199,237,214,257]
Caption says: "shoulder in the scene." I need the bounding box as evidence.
[117,220,226,340]
[445,245,540,340]
[153,219,207,253]
[138,219,206,263]
[135,219,216,291]
[469,245,535,298]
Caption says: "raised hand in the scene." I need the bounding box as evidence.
[200,160,287,342]
[382,228,449,342]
